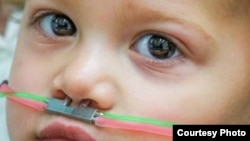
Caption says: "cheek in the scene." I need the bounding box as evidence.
[9,56,48,92]
[9,28,59,92]
[9,44,58,93]
[124,68,247,125]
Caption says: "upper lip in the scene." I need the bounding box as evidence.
[36,121,95,141]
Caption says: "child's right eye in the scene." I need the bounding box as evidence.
[39,14,77,37]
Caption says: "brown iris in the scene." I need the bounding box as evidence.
[148,35,176,59]
[51,14,76,36]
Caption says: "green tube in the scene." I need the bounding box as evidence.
[14,92,48,103]
[0,91,48,103]
[0,92,6,98]
[103,112,173,127]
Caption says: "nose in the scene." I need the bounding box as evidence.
[51,47,117,110]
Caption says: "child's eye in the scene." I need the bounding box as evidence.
[39,14,76,37]
[133,34,181,60]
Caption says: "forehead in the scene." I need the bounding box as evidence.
[24,0,237,11]
[200,0,249,18]
[24,0,246,19]
[24,0,240,19]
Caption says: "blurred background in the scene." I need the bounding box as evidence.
[0,0,24,140]
[0,0,23,82]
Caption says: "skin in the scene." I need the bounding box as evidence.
[7,0,250,140]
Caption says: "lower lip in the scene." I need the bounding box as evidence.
[36,122,95,141]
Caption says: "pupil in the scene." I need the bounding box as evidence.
[51,15,76,36]
[148,35,176,59]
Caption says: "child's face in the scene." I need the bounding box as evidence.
[7,0,250,140]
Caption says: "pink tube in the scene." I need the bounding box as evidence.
[0,84,14,93]
[95,117,172,136]
[8,97,46,112]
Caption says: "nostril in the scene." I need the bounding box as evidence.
[79,99,92,107]
[87,100,102,110]
[51,88,67,100]
[62,96,93,109]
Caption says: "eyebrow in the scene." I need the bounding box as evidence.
[118,2,213,40]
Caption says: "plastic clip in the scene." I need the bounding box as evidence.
[46,98,101,124]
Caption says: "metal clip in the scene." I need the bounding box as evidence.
[46,98,102,124]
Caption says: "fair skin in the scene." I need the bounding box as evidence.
[7,0,250,140]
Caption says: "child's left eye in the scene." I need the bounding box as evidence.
[133,34,181,60]
[39,14,77,37]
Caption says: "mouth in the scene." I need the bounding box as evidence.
[35,122,95,141]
